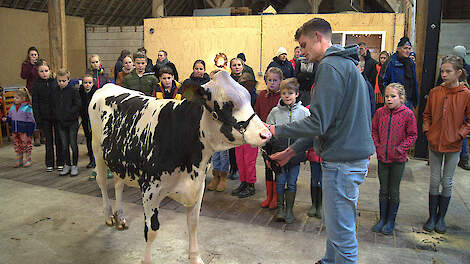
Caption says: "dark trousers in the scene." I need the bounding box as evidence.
[377,161,405,204]
[81,117,94,160]
[58,121,79,166]
[42,119,63,167]
[229,147,238,174]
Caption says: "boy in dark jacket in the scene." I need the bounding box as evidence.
[55,68,81,177]
[79,74,98,168]
[122,52,158,96]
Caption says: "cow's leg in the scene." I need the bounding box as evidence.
[186,182,205,264]
[141,184,164,264]
[95,155,113,226]
[114,179,128,230]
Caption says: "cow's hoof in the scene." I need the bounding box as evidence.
[189,254,204,264]
[105,216,115,227]
[113,210,129,230]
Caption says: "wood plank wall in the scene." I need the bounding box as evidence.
[85,26,144,78]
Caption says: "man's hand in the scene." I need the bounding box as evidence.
[270,147,295,167]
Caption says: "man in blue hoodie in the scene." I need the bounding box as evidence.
[268,18,375,264]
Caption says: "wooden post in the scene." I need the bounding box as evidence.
[308,0,322,13]
[48,0,67,72]
[152,0,164,18]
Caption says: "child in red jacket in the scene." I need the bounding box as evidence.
[254,67,282,209]
[371,83,417,235]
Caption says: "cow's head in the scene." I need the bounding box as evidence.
[183,71,271,151]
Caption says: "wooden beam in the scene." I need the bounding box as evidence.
[72,0,88,16]
[24,0,35,10]
[11,0,21,8]
[308,0,322,13]
[205,0,216,8]
[104,0,129,26]
[48,0,67,72]
[65,0,74,14]
[120,1,143,26]
[152,0,164,17]
[39,0,48,11]
[88,1,111,25]
[221,0,233,8]
[134,4,152,26]
[110,1,136,26]
[96,0,118,25]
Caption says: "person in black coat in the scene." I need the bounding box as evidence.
[54,69,81,176]
[138,47,154,73]
[357,61,376,117]
[266,47,295,79]
[184,60,210,86]
[114,49,131,81]
[79,74,98,168]
[295,56,317,107]
[32,59,64,171]
[358,42,378,88]
[154,50,178,81]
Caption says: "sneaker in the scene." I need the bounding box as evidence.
[231,182,248,196]
[70,166,79,177]
[60,165,71,176]
[57,165,64,171]
[46,166,53,172]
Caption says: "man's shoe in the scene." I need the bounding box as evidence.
[458,155,470,170]
[46,166,53,172]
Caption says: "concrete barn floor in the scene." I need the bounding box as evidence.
[0,134,470,264]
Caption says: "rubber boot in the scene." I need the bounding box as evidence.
[307,186,317,217]
[275,191,286,222]
[382,202,399,235]
[423,194,440,232]
[14,153,23,168]
[435,195,451,234]
[261,180,273,208]
[269,181,277,209]
[372,199,388,232]
[315,187,322,219]
[458,154,470,170]
[207,170,220,191]
[24,152,32,167]
[284,191,296,224]
[216,171,228,192]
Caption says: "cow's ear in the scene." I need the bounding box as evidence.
[182,80,206,102]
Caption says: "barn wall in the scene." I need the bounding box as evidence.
[144,13,404,89]
[0,7,85,87]
[85,26,144,78]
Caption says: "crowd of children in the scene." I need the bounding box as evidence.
[6,44,469,235]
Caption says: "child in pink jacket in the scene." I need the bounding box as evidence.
[371,83,417,235]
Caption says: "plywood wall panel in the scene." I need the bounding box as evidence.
[144,13,404,90]
[0,7,85,87]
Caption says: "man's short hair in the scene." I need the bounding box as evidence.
[159,50,168,56]
[158,66,174,77]
[295,18,332,41]
[133,51,147,61]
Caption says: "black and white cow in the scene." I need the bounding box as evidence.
[89,71,271,264]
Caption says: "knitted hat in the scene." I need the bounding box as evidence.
[452,45,467,59]
[237,53,247,62]
[397,36,411,47]
[276,47,288,57]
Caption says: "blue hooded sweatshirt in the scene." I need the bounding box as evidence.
[275,45,375,162]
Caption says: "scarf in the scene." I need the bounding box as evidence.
[397,55,416,105]
[155,58,169,69]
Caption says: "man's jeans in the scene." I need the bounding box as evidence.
[276,165,300,195]
[321,159,369,264]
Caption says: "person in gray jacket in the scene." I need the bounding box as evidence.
[268,18,375,264]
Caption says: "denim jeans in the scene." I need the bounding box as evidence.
[429,150,459,197]
[58,121,79,166]
[310,161,322,187]
[321,159,369,264]
[211,150,229,172]
[461,137,468,156]
[276,165,300,195]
